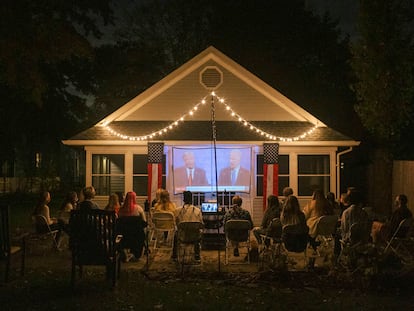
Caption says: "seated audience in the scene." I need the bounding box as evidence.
[280,195,309,253]
[303,189,334,249]
[78,186,100,210]
[371,194,413,245]
[223,195,253,257]
[153,189,177,215]
[32,191,64,249]
[58,191,78,232]
[253,195,281,244]
[326,192,340,216]
[117,191,147,262]
[116,191,125,207]
[280,187,294,207]
[118,191,146,221]
[105,193,121,216]
[153,189,177,241]
[338,193,350,218]
[340,190,371,243]
[280,195,308,230]
[171,191,204,261]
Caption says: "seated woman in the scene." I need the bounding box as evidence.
[58,191,78,233]
[153,189,177,215]
[303,189,334,249]
[105,193,121,217]
[252,195,281,245]
[280,195,309,252]
[32,191,64,250]
[117,191,147,262]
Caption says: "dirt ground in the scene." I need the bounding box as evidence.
[1,236,414,310]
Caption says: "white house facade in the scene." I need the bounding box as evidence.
[63,46,359,225]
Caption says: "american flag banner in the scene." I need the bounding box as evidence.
[263,143,279,210]
[147,142,164,203]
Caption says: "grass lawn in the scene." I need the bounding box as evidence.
[1,246,414,311]
[2,193,414,310]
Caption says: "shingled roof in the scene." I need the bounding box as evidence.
[67,121,355,144]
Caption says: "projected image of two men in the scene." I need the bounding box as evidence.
[172,147,251,194]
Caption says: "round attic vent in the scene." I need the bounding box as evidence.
[200,66,223,90]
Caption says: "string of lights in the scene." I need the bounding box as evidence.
[103,91,319,141]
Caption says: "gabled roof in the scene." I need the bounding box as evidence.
[63,46,359,147]
[97,46,325,126]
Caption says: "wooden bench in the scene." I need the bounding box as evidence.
[69,209,121,289]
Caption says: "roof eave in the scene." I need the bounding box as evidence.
[62,139,360,147]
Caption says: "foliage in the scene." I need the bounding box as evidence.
[104,0,360,138]
[351,0,414,154]
[0,0,114,181]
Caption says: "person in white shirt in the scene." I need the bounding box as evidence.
[171,191,204,260]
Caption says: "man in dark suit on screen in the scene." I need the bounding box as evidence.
[218,149,250,187]
[174,151,208,191]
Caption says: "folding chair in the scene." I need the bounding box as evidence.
[224,220,251,265]
[384,218,414,265]
[28,215,59,254]
[258,218,283,270]
[338,222,377,273]
[281,224,309,269]
[150,212,176,250]
[176,221,203,273]
[313,215,339,256]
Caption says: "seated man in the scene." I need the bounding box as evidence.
[223,195,253,256]
[371,194,413,245]
[171,191,204,261]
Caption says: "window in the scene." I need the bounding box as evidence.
[297,155,330,196]
[92,154,125,196]
[256,154,289,196]
[133,154,166,196]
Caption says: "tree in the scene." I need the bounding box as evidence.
[0,0,114,185]
[351,0,414,154]
[106,0,360,138]
[351,0,414,212]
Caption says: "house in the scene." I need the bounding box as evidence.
[62,46,359,224]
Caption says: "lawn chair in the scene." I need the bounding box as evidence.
[338,221,377,273]
[69,209,122,289]
[313,215,339,256]
[383,218,414,265]
[281,224,309,269]
[0,204,27,282]
[28,215,59,254]
[150,212,176,251]
[176,221,204,273]
[258,218,283,270]
[224,220,251,265]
